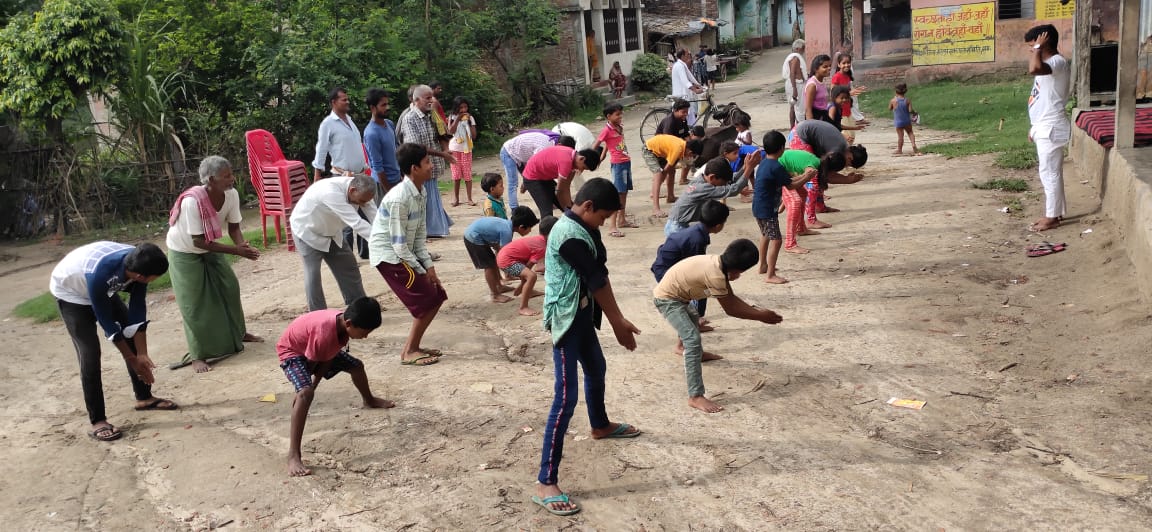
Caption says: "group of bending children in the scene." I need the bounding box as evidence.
[274,90,884,518]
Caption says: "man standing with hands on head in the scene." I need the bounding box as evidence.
[1024,24,1070,233]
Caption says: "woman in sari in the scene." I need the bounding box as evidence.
[166,156,262,372]
[609,61,627,99]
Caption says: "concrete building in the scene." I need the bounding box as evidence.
[541,0,648,87]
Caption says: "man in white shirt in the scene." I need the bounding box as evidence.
[782,39,808,128]
[1024,25,1071,233]
[671,49,705,124]
[289,174,377,311]
[312,88,367,181]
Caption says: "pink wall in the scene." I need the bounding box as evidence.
[804,1,837,59]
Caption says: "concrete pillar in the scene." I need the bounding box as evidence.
[1073,0,1092,106]
[852,0,864,57]
[1115,0,1139,148]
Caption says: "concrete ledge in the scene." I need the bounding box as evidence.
[1071,126,1152,300]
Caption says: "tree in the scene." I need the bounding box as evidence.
[0,0,127,143]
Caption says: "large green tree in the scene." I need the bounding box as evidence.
[0,0,126,142]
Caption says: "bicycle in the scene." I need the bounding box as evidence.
[638,91,747,145]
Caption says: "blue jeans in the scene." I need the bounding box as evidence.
[499,147,521,209]
[537,313,610,485]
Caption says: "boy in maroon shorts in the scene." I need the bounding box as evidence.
[368,143,449,366]
[278,296,393,477]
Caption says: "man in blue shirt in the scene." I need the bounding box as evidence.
[363,88,402,196]
[49,242,178,442]
[651,200,729,332]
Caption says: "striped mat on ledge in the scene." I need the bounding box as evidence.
[1075,108,1152,148]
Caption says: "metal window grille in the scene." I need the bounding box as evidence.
[623,8,640,51]
[605,9,621,54]
[999,0,1021,19]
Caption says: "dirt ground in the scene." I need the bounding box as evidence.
[3,48,1152,531]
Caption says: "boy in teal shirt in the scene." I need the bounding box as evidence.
[533,178,642,517]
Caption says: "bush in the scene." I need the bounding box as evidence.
[630,53,669,91]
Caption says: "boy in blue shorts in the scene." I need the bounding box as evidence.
[755,131,815,284]
[593,102,636,237]
[533,178,642,517]
[277,296,392,477]
[463,206,539,303]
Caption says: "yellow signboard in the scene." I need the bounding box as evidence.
[1037,0,1075,20]
[911,2,996,66]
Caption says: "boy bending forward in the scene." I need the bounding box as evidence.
[653,239,784,413]
[278,297,393,476]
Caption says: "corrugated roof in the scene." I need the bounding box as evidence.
[644,15,707,37]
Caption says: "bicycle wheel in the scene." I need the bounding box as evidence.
[640,107,669,146]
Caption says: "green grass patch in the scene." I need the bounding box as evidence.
[12,292,60,323]
[11,229,279,323]
[744,87,763,94]
[972,178,1029,192]
[858,80,1039,169]
[1000,196,1024,213]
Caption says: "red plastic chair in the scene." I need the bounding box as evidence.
[245,129,310,250]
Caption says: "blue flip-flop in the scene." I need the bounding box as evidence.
[531,493,581,516]
[596,422,641,439]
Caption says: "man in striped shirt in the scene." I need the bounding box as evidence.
[369,143,447,366]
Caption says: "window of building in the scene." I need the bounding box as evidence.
[604,9,621,54]
[624,8,640,51]
[999,0,1035,19]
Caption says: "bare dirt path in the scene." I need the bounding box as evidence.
[2,48,1151,530]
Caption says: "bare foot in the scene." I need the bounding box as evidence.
[518,307,541,316]
[1029,218,1060,232]
[667,195,679,204]
[892,150,904,156]
[764,275,788,284]
[798,229,822,236]
[529,289,544,299]
[759,265,768,274]
[192,360,212,373]
[688,395,725,413]
[809,220,832,229]
[243,333,264,342]
[785,246,810,254]
[491,294,514,303]
[675,348,724,361]
[450,201,461,207]
[513,283,525,296]
[364,397,396,408]
[652,210,667,218]
[287,455,312,477]
[821,206,841,213]
[498,284,516,293]
[698,323,715,332]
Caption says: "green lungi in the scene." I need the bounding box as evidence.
[169,250,246,363]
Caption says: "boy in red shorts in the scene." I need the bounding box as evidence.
[278,296,393,477]
[369,143,450,366]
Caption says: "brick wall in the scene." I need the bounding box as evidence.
[475,10,586,96]
[644,0,719,18]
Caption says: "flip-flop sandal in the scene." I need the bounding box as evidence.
[594,422,641,439]
[609,230,625,238]
[135,398,179,411]
[531,494,581,516]
[401,354,440,366]
[88,425,122,442]
[1027,242,1066,257]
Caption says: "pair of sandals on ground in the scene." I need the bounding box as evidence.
[88,397,179,441]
